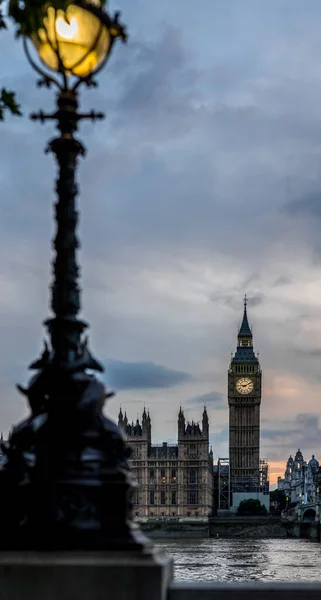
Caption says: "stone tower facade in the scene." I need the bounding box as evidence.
[177,406,213,514]
[278,449,320,505]
[228,297,262,492]
[118,407,213,519]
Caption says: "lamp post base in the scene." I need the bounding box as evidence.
[0,370,151,552]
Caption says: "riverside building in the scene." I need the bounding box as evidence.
[277,449,320,504]
[118,407,214,519]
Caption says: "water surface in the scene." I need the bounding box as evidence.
[155,539,321,582]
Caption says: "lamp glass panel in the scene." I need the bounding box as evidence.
[31,4,111,77]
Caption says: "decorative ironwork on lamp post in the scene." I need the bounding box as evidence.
[0,0,150,551]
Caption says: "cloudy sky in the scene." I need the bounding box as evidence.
[1,0,321,485]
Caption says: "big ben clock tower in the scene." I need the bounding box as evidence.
[228,297,262,493]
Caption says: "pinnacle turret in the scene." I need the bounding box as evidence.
[178,406,185,438]
[202,406,209,439]
[118,407,124,428]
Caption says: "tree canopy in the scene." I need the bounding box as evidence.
[270,489,287,514]
[237,498,268,516]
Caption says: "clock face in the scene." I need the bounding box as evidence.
[236,377,254,395]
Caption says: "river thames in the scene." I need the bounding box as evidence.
[155,539,321,581]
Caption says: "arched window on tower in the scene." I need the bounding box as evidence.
[189,444,197,457]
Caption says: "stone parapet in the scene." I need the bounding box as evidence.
[0,549,173,600]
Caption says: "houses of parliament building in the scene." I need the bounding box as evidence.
[118,407,214,518]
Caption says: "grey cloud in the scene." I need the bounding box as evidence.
[210,427,229,445]
[283,191,321,220]
[103,359,192,391]
[261,414,321,461]
[241,273,260,289]
[209,293,241,307]
[3,15,316,272]
[273,276,292,287]
[91,27,201,147]
[79,31,298,265]
[116,29,189,114]
[261,427,292,441]
[186,391,225,408]
[294,348,321,357]
[209,286,263,309]
[281,188,321,259]
[247,294,265,307]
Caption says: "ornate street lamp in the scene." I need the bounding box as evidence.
[0,1,149,551]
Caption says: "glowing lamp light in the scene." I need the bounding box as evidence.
[56,16,79,40]
[31,1,111,77]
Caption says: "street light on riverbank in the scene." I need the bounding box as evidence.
[0,0,149,551]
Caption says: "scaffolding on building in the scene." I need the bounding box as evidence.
[231,459,269,495]
[231,475,260,494]
[218,458,230,510]
[260,458,269,494]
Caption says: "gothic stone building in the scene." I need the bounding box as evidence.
[118,407,213,519]
[278,449,320,505]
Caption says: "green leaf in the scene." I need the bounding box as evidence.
[0,89,22,118]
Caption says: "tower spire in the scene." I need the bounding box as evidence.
[239,295,252,337]
[231,297,259,362]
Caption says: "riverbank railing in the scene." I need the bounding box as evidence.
[170,582,321,600]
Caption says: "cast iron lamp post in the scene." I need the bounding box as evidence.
[0,0,149,551]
